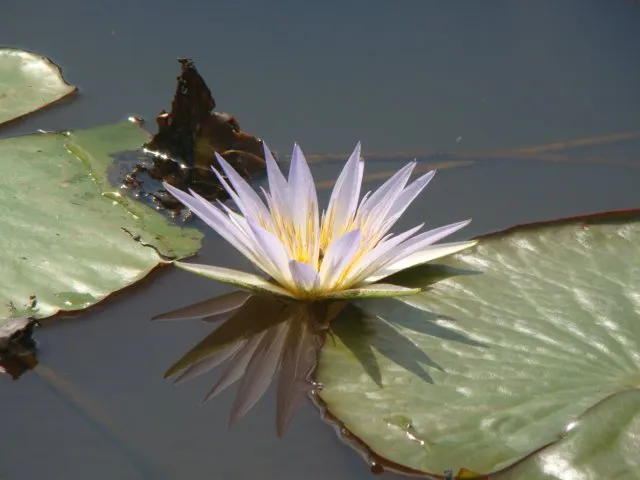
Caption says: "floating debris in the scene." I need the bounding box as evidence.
[0,316,38,380]
[120,58,268,214]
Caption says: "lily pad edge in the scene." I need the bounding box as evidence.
[0,47,78,128]
[312,207,640,478]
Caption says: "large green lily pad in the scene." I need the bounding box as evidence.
[0,48,76,126]
[0,122,202,321]
[500,389,640,479]
[316,210,640,476]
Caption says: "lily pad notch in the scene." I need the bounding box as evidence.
[0,48,77,126]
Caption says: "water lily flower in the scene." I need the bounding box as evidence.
[163,143,476,300]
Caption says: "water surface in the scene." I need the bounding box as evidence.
[1,1,639,479]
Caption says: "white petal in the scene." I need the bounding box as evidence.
[289,260,320,291]
[259,187,280,221]
[365,240,478,282]
[319,283,421,299]
[356,161,416,235]
[288,144,318,223]
[174,262,295,297]
[359,190,372,209]
[263,143,290,217]
[163,183,264,268]
[318,229,362,289]
[287,144,320,263]
[213,152,271,223]
[187,189,245,237]
[357,162,414,215]
[342,224,423,285]
[187,191,276,276]
[381,170,435,232]
[215,199,254,240]
[324,143,363,240]
[246,220,294,287]
[383,219,472,268]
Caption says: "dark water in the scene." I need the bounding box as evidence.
[1,1,640,479]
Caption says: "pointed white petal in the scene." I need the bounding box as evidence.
[288,144,318,220]
[320,283,421,299]
[246,220,294,287]
[382,170,435,230]
[287,144,320,263]
[318,229,362,289]
[174,262,295,297]
[184,190,278,276]
[164,183,224,231]
[365,240,478,282]
[263,143,290,217]
[342,224,423,286]
[213,153,271,223]
[359,190,371,209]
[356,161,416,235]
[288,260,320,291]
[263,143,288,193]
[383,219,472,268]
[215,199,254,240]
[357,162,415,216]
[324,143,363,240]
[356,152,365,193]
[209,166,247,215]
[357,220,472,284]
[163,183,264,268]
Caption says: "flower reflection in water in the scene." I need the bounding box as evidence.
[154,263,482,435]
[154,292,346,436]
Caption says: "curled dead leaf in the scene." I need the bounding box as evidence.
[123,58,267,212]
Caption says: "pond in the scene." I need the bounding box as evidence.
[1,1,639,479]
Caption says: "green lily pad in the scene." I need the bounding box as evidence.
[0,48,76,126]
[500,389,640,479]
[0,122,202,321]
[316,210,640,476]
